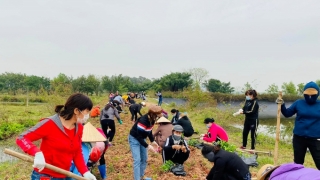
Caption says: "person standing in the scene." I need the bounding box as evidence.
[100,102,122,146]
[129,102,146,122]
[128,105,162,180]
[277,81,320,169]
[156,91,163,106]
[16,93,96,180]
[240,89,259,151]
[200,118,229,143]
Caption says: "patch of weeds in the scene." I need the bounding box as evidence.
[160,160,174,172]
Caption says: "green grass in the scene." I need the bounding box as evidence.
[0,93,318,179]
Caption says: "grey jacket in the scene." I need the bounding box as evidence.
[100,107,120,121]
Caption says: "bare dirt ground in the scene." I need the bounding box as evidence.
[90,102,211,180]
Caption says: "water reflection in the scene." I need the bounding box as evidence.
[234,118,294,142]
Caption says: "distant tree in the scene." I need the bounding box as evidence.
[265,83,279,94]
[241,82,253,93]
[101,74,131,94]
[159,72,193,91]
[1,72,26,95]
[296,83,305,95]
[24,75,50,95]
[281,81,297,95]
[51,73,73,95]
[220,82,235,93]
[204,79,222,93]
[187,68,209,86]
[315,80,320,88]
[204,79,234,93]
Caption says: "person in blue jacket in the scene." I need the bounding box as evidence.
[277,81,320,169]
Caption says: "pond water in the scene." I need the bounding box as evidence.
[162,97,295,141]
[0,146,22,163]
[162,97,295,119]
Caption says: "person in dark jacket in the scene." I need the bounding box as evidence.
[276,81,320,169]
[129,102,146,122]
[175,113,194,137]
[128,105,162,180]
[171,109,180,124]
[240,89,259,150]
[163,125,190,165]
[201,144,251,180]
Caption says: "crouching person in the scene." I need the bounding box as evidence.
[163,125,190,173]
[201,143,251,180]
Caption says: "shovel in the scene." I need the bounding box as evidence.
[4,148,87,180]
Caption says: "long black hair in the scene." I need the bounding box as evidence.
[55,93,93,120]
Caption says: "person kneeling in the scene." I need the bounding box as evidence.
[163,125,190,176]
[201,143,251,180]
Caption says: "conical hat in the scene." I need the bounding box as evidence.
[156,117,171,124]
[256,164,279,180]
[82,122,107,142]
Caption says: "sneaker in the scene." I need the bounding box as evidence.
[240,146,246,149]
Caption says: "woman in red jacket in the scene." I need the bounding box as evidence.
[200,118,229,143]
[16,93,97,180]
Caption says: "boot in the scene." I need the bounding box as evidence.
[98,164,107,180]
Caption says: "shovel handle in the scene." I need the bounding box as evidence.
[4,148,87,180]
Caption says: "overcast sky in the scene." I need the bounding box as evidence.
[0,0,319,92]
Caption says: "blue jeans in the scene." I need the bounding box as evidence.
[128,135,148,180]
[31,170,67,180]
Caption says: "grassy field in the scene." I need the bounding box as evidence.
[0,95,317,179]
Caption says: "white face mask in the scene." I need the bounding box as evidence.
[77,111,90,124]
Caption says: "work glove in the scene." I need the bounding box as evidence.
[148,145,157,153]
[83,171,97,180]
[200,134,205,137]
[275,98,284,105]
[118,119,123,124]
[233,109,243,116]
[200,137,204,140]
[33,152,46,172]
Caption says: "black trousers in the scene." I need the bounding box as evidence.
[162,149,190,165]
[293,134,320,169]
[101,119,116,142]
[242,119,258,150]
[129,107,138,121]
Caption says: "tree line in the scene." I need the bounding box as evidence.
[0,68,319,96]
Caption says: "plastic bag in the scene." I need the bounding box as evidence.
[236,152,259,167]
[170,164,187,176]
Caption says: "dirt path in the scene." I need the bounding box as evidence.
[91,102,210,180]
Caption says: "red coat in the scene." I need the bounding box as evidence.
[16,114,88,178]
[203,123,229,142]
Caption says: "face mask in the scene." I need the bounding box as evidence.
[204,152,215,162]
[206,125,211,129]
[172,113,176,117]
[304,94,318,104]
[246,96,251,100]
[173,134,181,141]
[77,111,90,124]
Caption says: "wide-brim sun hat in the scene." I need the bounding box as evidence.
[257,164,280,180]
[156,117,171,124]
[82,122,107,142]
